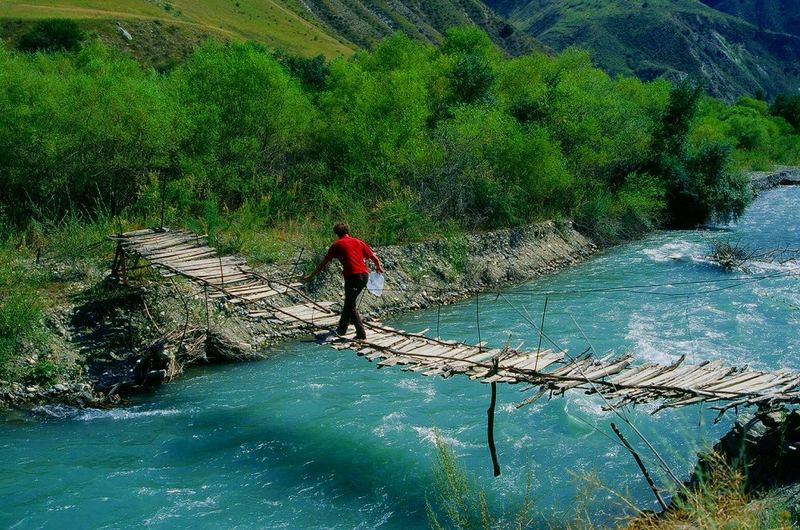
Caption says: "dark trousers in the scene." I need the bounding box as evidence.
[338,273,368,338]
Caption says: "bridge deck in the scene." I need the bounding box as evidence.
[112,228,800,414]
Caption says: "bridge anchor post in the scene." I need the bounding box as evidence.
[110,241,128,285]
[487,357,501,477]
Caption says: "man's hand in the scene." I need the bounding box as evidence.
[376,265,384,274]
[302,274,313,283]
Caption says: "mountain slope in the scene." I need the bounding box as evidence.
[700,0,800,38]
[486,0,800,100]
[288,0,543,56]
[0,0,542,61]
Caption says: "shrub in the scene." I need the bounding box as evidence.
[18,19,84,53]
[771,94,800,132]
[426,432,532,530]
[30,359,59,386]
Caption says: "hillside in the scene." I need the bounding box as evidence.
[290,0,543,56]
[486,0,800,100]
[0,0,353,60]
[0,0,541,65]
[701,0,800,38]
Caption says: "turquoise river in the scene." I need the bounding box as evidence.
[2,187,799,528]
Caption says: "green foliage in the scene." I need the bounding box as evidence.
[273,50,330,91]
[450,54,496,106]
[426,432,532,529]
[2,28,796,256]
[653,81,704,159]
[0,42,176,225]
[649,82,754,227]
[0,249,45,380]
[771,94,800,132]
[172,40,315,210]
[18,19,84,53]
[30,359,59,386]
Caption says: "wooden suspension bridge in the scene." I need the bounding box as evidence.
[109,227,800,418]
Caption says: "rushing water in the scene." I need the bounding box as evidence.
[3,188,799,529]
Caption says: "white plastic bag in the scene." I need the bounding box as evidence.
[367,272,385,296]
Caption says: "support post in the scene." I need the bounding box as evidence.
[487,357,501,477]
[204,284,211,331]
[110,241,128,285]
[611,422,667,511]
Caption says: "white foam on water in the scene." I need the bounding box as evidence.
[567,394,611,420]
[641,242,706,263]
[512,433,533,450]
[735,311,766,327]
[499,403,518,414]
[625,314,684,366]
[371,411,408,438]
[394,378,436,402]
[32,404,187,422]
[410,426,477,449]
[353,393,372,405]
[749,260,800,275]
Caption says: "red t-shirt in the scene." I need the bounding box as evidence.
[324,235,376,277]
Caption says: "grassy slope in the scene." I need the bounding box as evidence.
[486,0,800,100]
[0,0,545,62]
[1,0,353,57]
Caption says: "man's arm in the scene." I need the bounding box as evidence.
[364,243,383,273]
[371,254,384,274]
[303,256,331,283]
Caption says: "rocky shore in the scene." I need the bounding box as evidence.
[749,165,800,194]
[0,220,596,409]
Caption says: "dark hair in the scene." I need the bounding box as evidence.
[333,222,350,237]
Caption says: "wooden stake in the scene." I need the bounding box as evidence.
[204,284,210,331]
[534,296,548,372]
[488,357,501,477]
[611,422,667,511]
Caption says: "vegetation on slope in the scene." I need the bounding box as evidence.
[2,27,800,383]
[286,0,544,56]
[0,0,546,64]
[701,0,800,38]
[0,0,353,59]
[485,0,800,101]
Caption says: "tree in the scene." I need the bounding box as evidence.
[771,94,800,132]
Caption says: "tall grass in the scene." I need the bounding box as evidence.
[426,435,796,529]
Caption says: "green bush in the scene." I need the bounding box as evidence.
[18,19,84,53]
[0,264,45,380]
[771,94,800,132]
[3,28,797,255]
[30,359,59,386]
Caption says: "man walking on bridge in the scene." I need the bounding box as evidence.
[303,222,383,340]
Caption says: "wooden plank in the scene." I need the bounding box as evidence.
[141,246,213,261]
[134,234,201,251]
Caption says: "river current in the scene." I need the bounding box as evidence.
[2,187,799,529]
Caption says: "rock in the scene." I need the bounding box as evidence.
[692,409,800,494]
[116,24,133,41]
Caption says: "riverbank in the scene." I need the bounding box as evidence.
[3,165,798,410]
[2,184,799,528]
[0,219,596,409]
[749,166,800,194]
